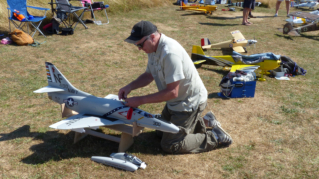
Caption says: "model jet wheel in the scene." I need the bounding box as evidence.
[244,47,247,53]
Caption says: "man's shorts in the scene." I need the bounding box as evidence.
[243,0,255,9]
[277,0,290,1]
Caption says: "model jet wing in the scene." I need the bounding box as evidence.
[230,64,259,72]
[50,113,126,130]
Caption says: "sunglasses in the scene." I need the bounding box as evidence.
[135,36,150,48]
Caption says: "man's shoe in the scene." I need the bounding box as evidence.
[212,125,232,147]
[249,15,256,18]
[203,111,221,128]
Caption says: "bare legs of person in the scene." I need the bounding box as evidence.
[275,1,281,16]
[285,1,290,16]
[242,8,252,25]
[275,1,290,17]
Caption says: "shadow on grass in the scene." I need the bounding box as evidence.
[0,125,164,165]
[208,92,230,100]
[181,12,209,16]
[199,22,239,27]
[250,15,275,19]
[206,16,241,20]
[206,15,274,20]
[298,33,319,41]
[278,32,319,41]
[275,34,296,41]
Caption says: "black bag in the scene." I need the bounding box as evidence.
[91,2,105,9]
[280,56,307,76]
[61,28,74,35]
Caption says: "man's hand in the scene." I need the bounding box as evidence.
[118,85,131,100]
[125,97,144,108]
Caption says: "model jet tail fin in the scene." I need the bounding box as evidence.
[33,62,91,96]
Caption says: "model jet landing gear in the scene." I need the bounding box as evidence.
[244,47,247,53]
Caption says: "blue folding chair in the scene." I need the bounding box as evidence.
[7,0,50,38]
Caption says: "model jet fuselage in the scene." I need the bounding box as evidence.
[34,62,179,134]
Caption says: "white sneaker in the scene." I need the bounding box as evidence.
[203,111,221,128]
[212,125,233,147]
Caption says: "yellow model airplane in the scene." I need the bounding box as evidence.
[180,1,217,15]
[201,30,257,53]
[191,45,281,81]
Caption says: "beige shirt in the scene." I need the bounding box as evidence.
[146,34,207,112]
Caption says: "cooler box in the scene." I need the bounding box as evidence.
[230,81,256,98]
[218,81,256,98]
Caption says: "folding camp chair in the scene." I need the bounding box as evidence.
[80,0,109,25]
[49,0,88,30]
[6,0,50,38]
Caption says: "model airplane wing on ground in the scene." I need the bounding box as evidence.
[289,11,319,22]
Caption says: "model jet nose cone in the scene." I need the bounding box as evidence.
[171,125,180,134]
[161,122,180,134]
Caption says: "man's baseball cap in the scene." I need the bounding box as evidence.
[124,21,157,44]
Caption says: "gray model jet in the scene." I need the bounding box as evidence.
[34,62,179,134]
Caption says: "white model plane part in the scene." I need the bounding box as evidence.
[110,153,147,169]
[286,10,319,25]
[91,156,138,172]
[294,2,319,9]
[201,30,257,53]
[34,62,180,134]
